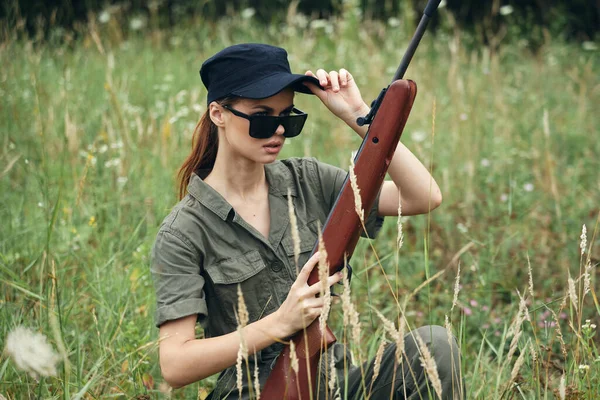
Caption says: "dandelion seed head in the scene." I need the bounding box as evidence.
[4,326,60,380]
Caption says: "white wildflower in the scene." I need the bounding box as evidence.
[98,11,110,24]
[523,183,534,192]
[411,130,426,143]
[241,8,256,19]
[499,5,513,16]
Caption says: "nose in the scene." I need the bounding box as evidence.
[274,124,285,136]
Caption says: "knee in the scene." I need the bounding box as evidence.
[412,325,456,347]
[409,325,461,372]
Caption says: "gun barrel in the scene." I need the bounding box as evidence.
[392,0,441,82]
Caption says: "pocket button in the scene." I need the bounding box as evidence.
[271,261,283,272]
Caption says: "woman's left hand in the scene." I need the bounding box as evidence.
[304,69,369,126]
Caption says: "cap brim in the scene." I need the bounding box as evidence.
[231,72,322,99]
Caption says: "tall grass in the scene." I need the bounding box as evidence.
[0,3,599,399]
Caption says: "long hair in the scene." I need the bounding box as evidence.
[177,97,236,199]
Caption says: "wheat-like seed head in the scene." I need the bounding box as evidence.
[253,355,260,400]
[451,263,461,313]
[527,254,534,298]
[374,310,404,364]
[329,349,337,393]
[584,260,591,296]
[507,330,523,363]
[559,374,566,400]
[567,273,578,312]
[397,187,404,250]
[236,345,244,399]
[508,341,528,387]
[339,258,363,350]
[349,155,364,224]
[317,226,331,334]
[371,337,387,387]
[290,340,299,375]
[415,334,443,399]
[287,188,301,273]
[529,341,537,364]
[580,224,587,255]
[444,315,453,348]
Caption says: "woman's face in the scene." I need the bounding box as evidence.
[212,89,296,164]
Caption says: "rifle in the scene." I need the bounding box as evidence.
[262,1,441,398]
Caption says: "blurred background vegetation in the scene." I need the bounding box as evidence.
[1,0,599,45]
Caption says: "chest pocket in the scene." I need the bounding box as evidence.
[281,219,320,270]
[204,250,276,327]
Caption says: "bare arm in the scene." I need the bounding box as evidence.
[158,252,342,389]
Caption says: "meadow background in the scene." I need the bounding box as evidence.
[1,1,599,399]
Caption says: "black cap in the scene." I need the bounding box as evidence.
[200,43,321,104]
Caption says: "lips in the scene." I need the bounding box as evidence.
[263,140,283,148]
[263,141,283,154]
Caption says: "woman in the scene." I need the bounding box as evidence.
[151,43,462,399]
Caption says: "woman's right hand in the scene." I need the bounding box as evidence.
[274,252,344,338]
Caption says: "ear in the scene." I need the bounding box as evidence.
[209,102,226,128]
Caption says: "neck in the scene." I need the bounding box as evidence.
[205,148,267,201]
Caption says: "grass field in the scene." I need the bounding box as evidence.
[1,5,599,399]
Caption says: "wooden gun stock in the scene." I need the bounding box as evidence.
[262,79,417,399]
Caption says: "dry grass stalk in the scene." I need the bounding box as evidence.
[559,374,566,400]
[254,355,261,400]
[508,342,528,388]
[348,155,364,224]
[290,340,299,375]
[287,188,301,273]
[415,334,443,399]
[550,309,568,358]
[451,262,461,313]
[396,187,404,250]
[374,310,404,364]
[317,227,331,335]
[567,273,578,312]
[580,224,587,255]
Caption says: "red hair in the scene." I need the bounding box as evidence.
[177,98,236,199]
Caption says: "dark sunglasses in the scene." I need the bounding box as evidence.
[222,104,308,139]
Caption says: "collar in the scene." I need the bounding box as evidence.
[186,160,297,221]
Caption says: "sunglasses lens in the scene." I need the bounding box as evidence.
[248,113,307,139]
[282,116,306,138]
[249,117,279,139]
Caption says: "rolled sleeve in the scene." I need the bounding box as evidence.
[151,229,208,327]
[312,158,385,238]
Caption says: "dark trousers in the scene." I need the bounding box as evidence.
[334,325,464,400]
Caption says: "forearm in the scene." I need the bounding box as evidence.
[342,104,442,215]
[161,312,284,388]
